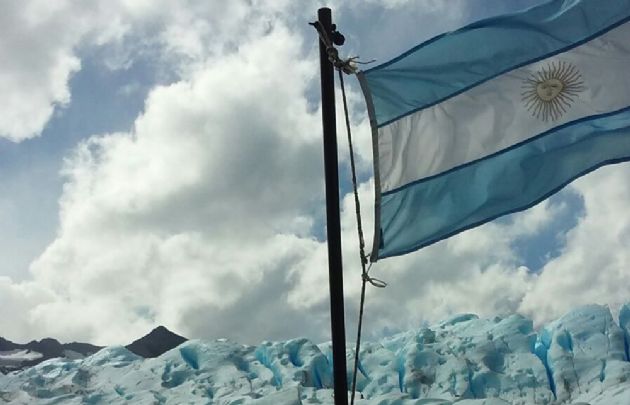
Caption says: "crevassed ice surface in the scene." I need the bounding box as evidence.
[1,304,629,404]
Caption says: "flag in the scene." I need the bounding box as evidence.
[359,0,630,261]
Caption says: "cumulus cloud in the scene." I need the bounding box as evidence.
[0,0,80,141]
[1,0,327,344]
[14,24,325,345]
[336,167,630,339]
[1,0,629,349]
[2,0,531,344]
[0,0,296,141]
[519,166,630,325]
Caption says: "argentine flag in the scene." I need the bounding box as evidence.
[359,0,630,261]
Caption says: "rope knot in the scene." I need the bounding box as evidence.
[311,20,360,75]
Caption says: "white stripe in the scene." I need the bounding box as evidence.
[379,20,630,193]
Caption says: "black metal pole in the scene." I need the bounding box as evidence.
[317,7,348,405]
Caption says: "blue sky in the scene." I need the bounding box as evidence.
[1,0,628,346]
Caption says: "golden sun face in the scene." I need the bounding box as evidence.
[522,61,585,122]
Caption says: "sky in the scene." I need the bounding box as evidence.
[1,0,629,347]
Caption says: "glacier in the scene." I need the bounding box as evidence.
[1,304,629,404]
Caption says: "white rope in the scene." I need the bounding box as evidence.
[337,70,386,405]
[311,21,382,404]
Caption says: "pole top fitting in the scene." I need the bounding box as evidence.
[311,12,357,75]
[330,24,345,46]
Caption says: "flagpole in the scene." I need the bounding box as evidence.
[316,7,349,405]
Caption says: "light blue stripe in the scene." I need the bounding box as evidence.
[376,108,630,259]
[363,0,630,127]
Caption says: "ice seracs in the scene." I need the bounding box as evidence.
[1,304,629,404]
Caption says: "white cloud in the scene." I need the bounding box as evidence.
[2,24,328,345]
[0,277,56,339]
[519,165,630,325]
[3,6,540,343]
[336,168,630,339]
[1,0,629,350]
[334,180,535,338]
[0,0,80,141]
[0,0,297,141]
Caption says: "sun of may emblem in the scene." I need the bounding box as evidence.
[522,61,585,122]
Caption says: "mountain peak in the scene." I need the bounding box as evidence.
[37,337,61,346]
[125,326,187,358]
[151,325,171,334]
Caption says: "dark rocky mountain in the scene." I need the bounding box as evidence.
[125,326,187,358]
[0,326,187,374]
[24,338,101,359]
[0,337,19,352]
[0,337,102,374]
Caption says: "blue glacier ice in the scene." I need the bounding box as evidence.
[1,304,629,404]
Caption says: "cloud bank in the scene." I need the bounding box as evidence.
[0,0,628,347]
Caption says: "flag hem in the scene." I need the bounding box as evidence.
[362,0,547,74]
[357,71,383,263]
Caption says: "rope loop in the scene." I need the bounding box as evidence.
[361,262,387,288]
[362,272,388,289]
